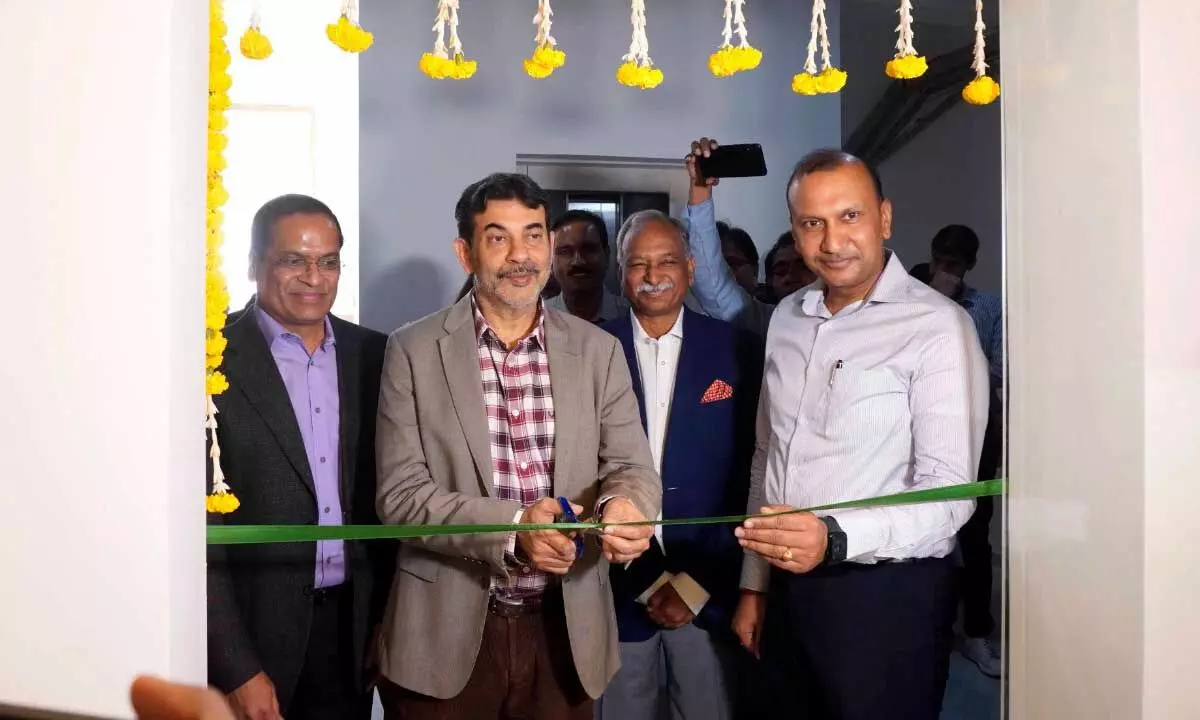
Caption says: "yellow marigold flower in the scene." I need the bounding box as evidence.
[524,59,554,79]
[209,69,233,95]
[208,183,229,210]
[327,15,374,53]
[616,61,664,90]
[240,26,273,60]
[524,46,565,78]
[962,76,1000,105]
[206,492,240,514]
[207,310,228,334]
[885,54,928,80]
[533,45,566,69]
[707,45,763,78]
[211,17,228,41]
[206,330,228,358]
[208,132,228,155]
[209,92,231,113]
[208,110,228,133]
[816,67,848,93]
[791,72,820,96]
[420,53,477,80]
[208,149,227,175]
[208,210,225,233]
[207,370,230,396]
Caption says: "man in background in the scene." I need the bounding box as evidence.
[600,211,761,720]
[925,223,1004,678]
[761,232,818,304]
[546,209,628,323]
[682,137,776,336]
[716,221,761,297]
[207,194,390,720]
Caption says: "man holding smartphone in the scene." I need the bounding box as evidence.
[683,138,778,336]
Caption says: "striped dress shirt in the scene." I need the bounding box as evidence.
[741,252,989,591]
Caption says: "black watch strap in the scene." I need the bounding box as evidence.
[820,515,847,566]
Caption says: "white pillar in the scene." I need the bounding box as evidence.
[1004,0,1200,716]
[0,0,207,716]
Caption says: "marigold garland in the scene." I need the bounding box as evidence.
[617,0,662,89]
[791,0,846,95]
[524,0,565,79]
[207,0,237,514]
[885,0,927,79]
[962,1,999,105]
[708,0,762,78]
[421,0,477,80]
[327,0,374,53]
[239,3,272,60]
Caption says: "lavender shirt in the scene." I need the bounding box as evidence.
[256,309,345,588]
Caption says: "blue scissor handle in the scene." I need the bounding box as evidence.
[557,496,585,559]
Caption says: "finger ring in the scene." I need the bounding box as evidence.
[781,548,794,562]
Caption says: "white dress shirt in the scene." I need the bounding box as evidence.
[741,252,989,592]
[629,310,710,615]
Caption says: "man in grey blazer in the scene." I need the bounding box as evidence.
[374,173,661,720]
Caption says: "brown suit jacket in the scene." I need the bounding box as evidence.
[374,296,661,700]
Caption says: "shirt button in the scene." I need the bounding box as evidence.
[659,360,666,366]
[319,456,326,464]
[324,506,331,514]
[659,402,666,408]
[315,407,321,414]
[510,407,521,418]
[521,566,531,575]
[520,461,530,470]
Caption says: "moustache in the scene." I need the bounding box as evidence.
[498,263,542,278]
[636,280,675,295]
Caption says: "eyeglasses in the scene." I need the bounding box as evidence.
[271,255,343,275]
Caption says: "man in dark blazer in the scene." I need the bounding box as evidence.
[207,194,390,720]
[599,210,761,720]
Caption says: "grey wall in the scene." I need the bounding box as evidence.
[840,1,1002,294]
[359,0,841,332]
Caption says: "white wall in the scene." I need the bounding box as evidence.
[840,1,1002,294]
[0,0,206,717]
[1005,0,1200,716]
[358,0,842,332]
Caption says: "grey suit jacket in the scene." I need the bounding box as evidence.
[375,296,661,700]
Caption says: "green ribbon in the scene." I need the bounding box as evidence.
[208,479,1004,545]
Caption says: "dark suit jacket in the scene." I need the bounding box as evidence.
[601,308,762,643]
[206,303,390,706]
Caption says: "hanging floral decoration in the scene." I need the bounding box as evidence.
[791,0,846,95]
[327,0,374,53]
[885,0,927,79]
[617,0,663,89]
[207,0,238,515]
[962,0,999,105]
[239,3,273,60]
[708,0,762,78]
[524,0,565,79]
[420,0,477,80]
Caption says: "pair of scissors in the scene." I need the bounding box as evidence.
[556,496,586,559]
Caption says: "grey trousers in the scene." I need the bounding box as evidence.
[597,624,732,720]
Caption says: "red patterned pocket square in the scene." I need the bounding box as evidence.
[701,379,734,404]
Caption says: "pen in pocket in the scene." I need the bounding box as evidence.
[829,359,844,387]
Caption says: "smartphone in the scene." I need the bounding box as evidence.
[696,143,768,180]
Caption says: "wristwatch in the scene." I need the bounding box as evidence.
[819,515,847,566]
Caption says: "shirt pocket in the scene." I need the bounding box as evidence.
[822,367,909,439]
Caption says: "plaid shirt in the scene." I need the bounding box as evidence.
[473,298,556,600]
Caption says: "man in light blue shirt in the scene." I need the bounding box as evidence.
[682,138,779,337]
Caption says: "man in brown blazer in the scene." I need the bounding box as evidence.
[374,172,661,720]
